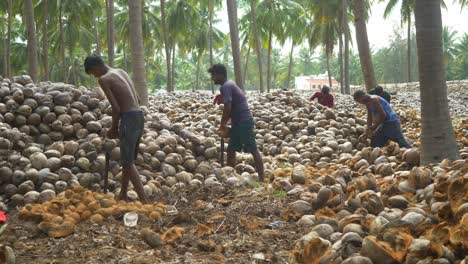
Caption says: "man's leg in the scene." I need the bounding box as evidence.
[251,150,265,181]
[371,126,387,148]
[126,164,148,203]
[392,121,411,148]
[227,149,236,168]
[118,169,130,201]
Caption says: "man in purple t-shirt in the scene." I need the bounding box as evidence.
[208,64,265,181]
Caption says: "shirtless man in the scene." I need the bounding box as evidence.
[84,55,148,203]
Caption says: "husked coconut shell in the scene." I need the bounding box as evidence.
[30,152,48,170]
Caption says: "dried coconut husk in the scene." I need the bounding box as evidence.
[361,229,413,264]
[448,177,467,215]
[291,237,332,264]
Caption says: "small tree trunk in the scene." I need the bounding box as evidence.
[209,0,214,94]
[25,0,39,83]
[343,0,350,94]
[195,51,201,91]
[171,44,176,91]
[41,0,49,81]
[266,29,272,93]
[243,45,251,86]
[226,0,244,90]
[6,0,12,77]
[59,3,67,83]
[407,15,411,83]
[352,0,377,91]
[123,42,128,71]
[2,15,7,77]
[285,42,295,90]
[250,0,264,93]
[70,47,78,87]
[106,0,115,66]
[415,0,459,164]
[326,51,332,89]
[160,0,172,92]
[93,11,101,55]
[128,0,148,105]
[339,34,344,94]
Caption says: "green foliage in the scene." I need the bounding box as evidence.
[0,0,467,91]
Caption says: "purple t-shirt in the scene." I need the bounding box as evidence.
[220,81,253,126]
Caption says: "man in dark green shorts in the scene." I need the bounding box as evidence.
[84,55,148,203]
[208,64,265,181]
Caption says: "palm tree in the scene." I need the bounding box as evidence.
[343,0,350,94]
[352,0,377,91]
[25,0,39,82]
[6,0,13,77]
[226,0,244,90]
[106,0,115,66]
[453,33,468,79]
[307,0,341,89]
[414,0,459,165]
[249,0,264,93]
[128,0,148,105]
[283,7,306,90]
[380,0,414,82]
[160,0,172,92]
[41,0,49,80]
[442,26,458,79]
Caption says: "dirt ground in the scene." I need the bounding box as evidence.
[5,186,301,264]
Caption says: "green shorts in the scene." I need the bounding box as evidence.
[228,119,258,153]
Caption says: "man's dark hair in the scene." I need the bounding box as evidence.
[208,64,227,78]
[375,85,384,94]
[84,55,105,74]
[353,90,367,100]
[321,85,330,95]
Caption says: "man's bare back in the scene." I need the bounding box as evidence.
[99,68,140,113]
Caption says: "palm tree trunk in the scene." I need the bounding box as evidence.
[42,0,49,81]
[344,0,350,94]
[6,0,12,77]
[25,0,39,83]
[243,45,251,86]
[326,51,332,89]
[352,0,377,91]
[226,0,244,90]
[266,29,272,93]
[195,51,201,91]
[285,42,295,90]
[414,0,459,165]
[407,15,411,83]
[128,0,148,105]
[339,34,344,94]
[209,0,214,94]
[70,48,77,87]
[93,11,101,55]
[106,0,115,66]
[59,2,67,83]
[160,0,172,93]
[249,0,264,93]
[123,42,127,71]
[171,44,176,91]
[2,14,7,77]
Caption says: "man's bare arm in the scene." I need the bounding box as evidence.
[370,99,387,130]
[99,78,121,131]
[221,103,232,128]
[366,107,373,129]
